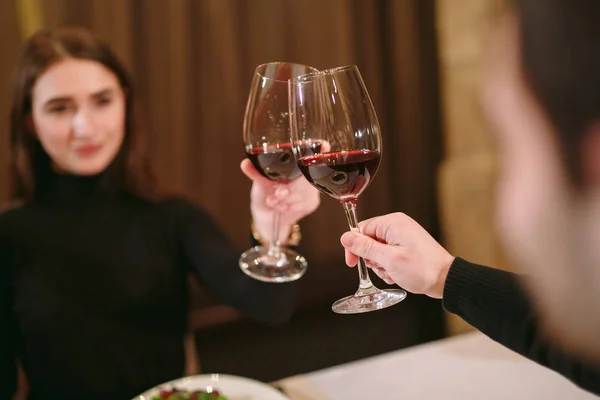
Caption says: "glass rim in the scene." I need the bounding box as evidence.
[325,64,359,74]
[254,61,319,83]
[288,70,323,84]
[289,64,360,84]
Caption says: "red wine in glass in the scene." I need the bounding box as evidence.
[289,65,407,313]
[297,149,380,203]
[247,141,322,184]
[239,62,319,283]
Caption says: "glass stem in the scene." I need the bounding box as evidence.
[267,207,282,257]
[342,201,376,295]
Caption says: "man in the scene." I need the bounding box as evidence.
[340,0,600,394]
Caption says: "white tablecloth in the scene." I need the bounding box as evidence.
[277,331,598,400]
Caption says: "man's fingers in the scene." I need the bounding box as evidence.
[372,267,394,285]
[345,248,359,267]
[340,231,400,269]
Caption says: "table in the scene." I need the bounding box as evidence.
[275,331,597,399]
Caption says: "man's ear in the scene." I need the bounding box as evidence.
[580,121,600,186]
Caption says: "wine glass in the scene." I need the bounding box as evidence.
[239,62,321,283]
[288,65,407,313]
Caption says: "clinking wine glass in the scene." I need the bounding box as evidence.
[239,62,321,283]
[288,65,407,313]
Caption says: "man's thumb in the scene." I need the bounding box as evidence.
[340,231,390,266]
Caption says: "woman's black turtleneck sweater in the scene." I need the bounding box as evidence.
[0,172,301,399]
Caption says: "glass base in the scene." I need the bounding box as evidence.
[332,287,407,314]
[239,245,307,283]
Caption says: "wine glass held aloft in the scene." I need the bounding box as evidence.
[289,65,407,313]
[239,62,322,283]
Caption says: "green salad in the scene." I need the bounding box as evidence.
[152,387,228,400]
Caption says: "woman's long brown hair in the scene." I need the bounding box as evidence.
[9,27,159,201]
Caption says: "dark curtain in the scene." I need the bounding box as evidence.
[0,0,442,309]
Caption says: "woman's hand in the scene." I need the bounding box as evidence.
[241,159,320,243]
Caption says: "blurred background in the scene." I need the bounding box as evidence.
[0,0,512,382]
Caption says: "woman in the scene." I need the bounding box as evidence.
[339,0,600,395]
[0,27,320,399]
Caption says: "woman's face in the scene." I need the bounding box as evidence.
[30,58,126,175]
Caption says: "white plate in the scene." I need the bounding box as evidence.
[134,373,289,400]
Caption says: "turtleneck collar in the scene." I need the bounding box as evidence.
[35,169,122,205]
